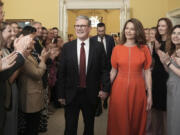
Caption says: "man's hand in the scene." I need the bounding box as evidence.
[98,91,108,100]
[58,98,66,106]
[0,51,18,72]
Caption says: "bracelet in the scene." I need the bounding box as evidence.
[167,61,171,67]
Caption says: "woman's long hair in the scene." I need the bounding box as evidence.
[166,25,180,56]
[155,18,173,53]
[0,22,10,48]
[121,18,146,48]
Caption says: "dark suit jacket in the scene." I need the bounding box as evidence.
[91,34,115,71]
[0,53,25,134]
[57,39,110,105]
[34,37,43,55]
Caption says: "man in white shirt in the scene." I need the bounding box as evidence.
[57,15,110,135]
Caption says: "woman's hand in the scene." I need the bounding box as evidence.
[14,35,34,57]
[0,51,17,71]
[154,40,161,51]
[39,48,50,62]
[174,57,180,66]
[176,49,180,58]
[49,47,60,60]
[157,50,170,64]
[146,94,152,111]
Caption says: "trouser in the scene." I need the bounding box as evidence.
[0,108,6,135]
[64,89,96,135]
[23,111,41,135]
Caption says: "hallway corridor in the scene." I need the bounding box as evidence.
[40,108,108,135]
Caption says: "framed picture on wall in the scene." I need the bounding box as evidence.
[5,19,34,28]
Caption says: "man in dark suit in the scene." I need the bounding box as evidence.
[91,23,115,116]
[91,23,115,71]
[32,21,43,55]
[57,15,110,135]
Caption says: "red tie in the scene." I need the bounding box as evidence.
[79,42,86,88]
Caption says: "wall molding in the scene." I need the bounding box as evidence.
[167,8,180,25]
[167,8,180,17]
[66,0,122,9]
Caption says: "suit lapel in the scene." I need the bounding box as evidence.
[95,35,98,41]
[72,40,79,74]
[87,38,95,73]
[105,35,109,54]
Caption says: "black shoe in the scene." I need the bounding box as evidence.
[54,101,62,108]
[95,109,102,117]
[95,105,102,117]
[103,100,108,109]
[39,128,47,133]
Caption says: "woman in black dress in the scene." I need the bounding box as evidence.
[151,17,173,135]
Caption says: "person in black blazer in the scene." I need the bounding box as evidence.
[32,21,43,55]
[57,15,110,135]
[91,23,115,71]
[91,23,115,115]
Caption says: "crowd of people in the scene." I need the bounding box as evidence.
[0,1,64,135]
[1,1,180,135]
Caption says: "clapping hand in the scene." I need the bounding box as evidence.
[57,38,64,48]
[14,35,34,56]
[157,50,170,64]
[0,51,18,72]
[39,48,50,62]
[154,40,161,51]
[173,49,180,66]
[49,47,60,60]
[176,49,180,58]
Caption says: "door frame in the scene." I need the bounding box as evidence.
[59,0,130,41]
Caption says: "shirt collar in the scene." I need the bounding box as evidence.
[77,38,89,45]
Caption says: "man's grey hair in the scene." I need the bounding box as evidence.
[32,21,42,26]
[76,15,91,26]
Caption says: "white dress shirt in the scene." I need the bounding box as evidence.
[77,38,90,74]
[98,36,107,53]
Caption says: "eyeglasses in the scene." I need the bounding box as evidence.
[74,25,88,29]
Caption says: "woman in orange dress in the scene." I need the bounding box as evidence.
[107,18,152,135]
